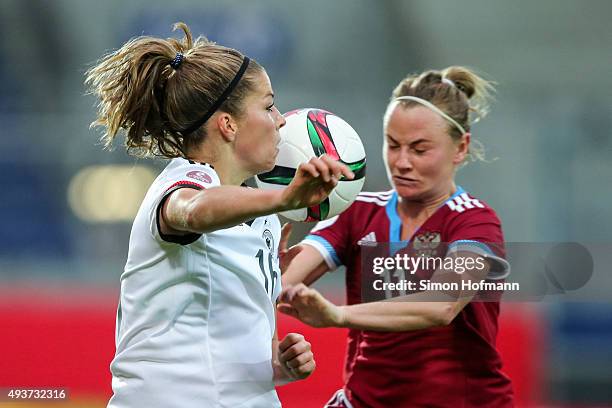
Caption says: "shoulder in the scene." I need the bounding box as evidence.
[354,190,394,207]
[332,189,393,225]
[311,190,392,239]
[158,158,220,190]
[441,189,504,243]
[444,190,501,224]
[343,190,394,218]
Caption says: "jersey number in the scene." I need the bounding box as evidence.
[255,249,277,299]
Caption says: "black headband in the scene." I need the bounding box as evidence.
[180,56,251,135]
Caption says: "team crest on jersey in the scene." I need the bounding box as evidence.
[186,170,212,184]
[262,229,274,251]
[412,231,441,257]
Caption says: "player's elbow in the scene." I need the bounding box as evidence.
[183,199,214,234]
[429,303,458,327]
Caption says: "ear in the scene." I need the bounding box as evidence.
[453,133,470,165]
[215,112,238,142]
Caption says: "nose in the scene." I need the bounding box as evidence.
[275,107,286,129]
[395,148,413,170]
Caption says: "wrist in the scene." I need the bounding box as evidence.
[334,305,349,328]
[268,189,293,213]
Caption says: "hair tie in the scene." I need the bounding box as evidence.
[393,96,467,135]
[170,53,184,69]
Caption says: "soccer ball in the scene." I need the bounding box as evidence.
[255,108,366,222]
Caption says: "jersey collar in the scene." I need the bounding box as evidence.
[385,186,465,244]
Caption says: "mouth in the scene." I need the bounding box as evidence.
[393,175,418,185]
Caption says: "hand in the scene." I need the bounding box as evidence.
[278,223,303,274]
[277,284,345,328]
[276,333,316,382]
[279,155,354,211]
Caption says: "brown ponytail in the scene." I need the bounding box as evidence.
[85,22,263,158]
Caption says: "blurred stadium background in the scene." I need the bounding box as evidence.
[1,0,611,407]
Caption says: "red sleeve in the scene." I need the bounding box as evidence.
[447,207,504,247]
[446,207,509,279]
[302,205,355,270]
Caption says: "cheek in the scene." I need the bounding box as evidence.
[258,113,276,139]
[421,150,454,179]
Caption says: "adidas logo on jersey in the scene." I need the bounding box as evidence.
[446,193,485,213]
[358,232,377,246]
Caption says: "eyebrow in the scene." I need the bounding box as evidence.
[386,134,429,146]
[265,92,274,99]
[386,134,399,144]
[409,139,429,146]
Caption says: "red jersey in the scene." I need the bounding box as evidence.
[303,187,514,408]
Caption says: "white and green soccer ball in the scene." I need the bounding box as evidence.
[255,108,366,222]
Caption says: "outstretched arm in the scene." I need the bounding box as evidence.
[161,155,354,235]
[278,251,490,332]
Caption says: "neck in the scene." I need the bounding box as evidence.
[187,142,248,186]
[209,160,249,186]
[396,183,456,221]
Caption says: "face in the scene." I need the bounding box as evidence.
[234,70,286,175]
[383,104,468,202]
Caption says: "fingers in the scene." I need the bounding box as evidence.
[277,303,298,318]
[284,349,314,369]
[310,156,332,183]
[319,155,345,182]
[289,358,315,379]
[279,223,293,252]
[278,332,305,353]
[320,155,355,181]
[279,244,304,276]
[295,155,355,186]
[279,283,310,304]
[280,335,311,362]
[297,162,319,179]
[313,155,355,183]
[339,162,355,181]
[278,333,315,378]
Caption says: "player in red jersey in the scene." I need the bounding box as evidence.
[279,67,514,407]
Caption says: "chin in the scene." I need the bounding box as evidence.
[257,160,276,174]
[394,184,425,201]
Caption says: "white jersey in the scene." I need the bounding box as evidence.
[108,158,282,408]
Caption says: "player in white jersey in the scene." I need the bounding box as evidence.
[85,23,354,408]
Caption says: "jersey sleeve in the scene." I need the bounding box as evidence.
[148,162,219,245]
[446,206,510,279]
[301,206,354,271]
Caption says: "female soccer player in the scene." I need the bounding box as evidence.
[85,23,353,408]
[280,67,514,407]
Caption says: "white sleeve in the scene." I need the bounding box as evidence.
[148,161,220,244]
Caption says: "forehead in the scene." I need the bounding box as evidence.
[251,69,273,97]
[385,105,449,143]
